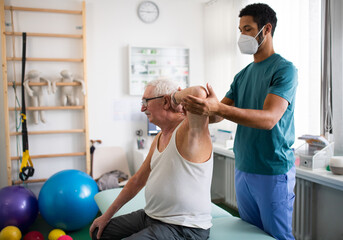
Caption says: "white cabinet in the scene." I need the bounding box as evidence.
[128,46,190,95]
[133,148,149,173]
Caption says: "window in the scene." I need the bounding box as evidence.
[327,0,343,154]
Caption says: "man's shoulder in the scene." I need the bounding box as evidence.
[233,62,254,81]
[272,54,297,71]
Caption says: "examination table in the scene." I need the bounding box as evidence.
[94,188,275,239]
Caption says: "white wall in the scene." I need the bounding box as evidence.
[85,0,205,172]
[0,0,206,189]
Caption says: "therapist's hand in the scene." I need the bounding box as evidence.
[182,83,219,116]
[89,214,110,239]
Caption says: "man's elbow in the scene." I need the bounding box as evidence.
[262,118,278,130]
[190,86,207,99]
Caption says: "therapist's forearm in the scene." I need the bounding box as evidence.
[215,103,276,130]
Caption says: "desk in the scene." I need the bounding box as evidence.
[296,166,343,191]
[212,143,343,195]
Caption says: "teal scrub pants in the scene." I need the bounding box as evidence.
[235,166,296,240]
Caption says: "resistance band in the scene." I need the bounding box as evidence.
[19,32,34,181]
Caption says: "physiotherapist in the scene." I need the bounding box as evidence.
[182,3,298,240]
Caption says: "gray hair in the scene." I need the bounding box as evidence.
[145,78,178,96]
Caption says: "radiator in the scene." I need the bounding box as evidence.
[293,177,313,240]
[225,157,238,209]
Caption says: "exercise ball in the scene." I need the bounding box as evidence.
[23,231,44,240]
[39,169,99,231]
[57,235,73,240]
[0,226,22,240]
[0,186,38,231]
[48,229,65,240]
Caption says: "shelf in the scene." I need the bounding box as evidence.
[9,105,84,111]
[11,152,86,161]
[131,53,189,57]
[131,75,188,78]
[132,64,189,68]
[13,178,47,185]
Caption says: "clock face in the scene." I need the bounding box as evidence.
[137,1,159,23]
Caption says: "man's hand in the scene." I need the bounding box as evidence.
[89,215,110,239]
[182,83,219,116]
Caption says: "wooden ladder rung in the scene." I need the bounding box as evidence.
[9,106,84,111]
[13,178,47,185]
[10,129,85,136]
[11,152,86,160]
[4,6,82,15]
[7,57,83,62]
[8,82,81,86]
[5,32,82,38]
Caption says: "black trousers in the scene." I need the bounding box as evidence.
[92,209,210,240]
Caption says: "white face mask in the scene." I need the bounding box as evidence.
[238,26,265,55]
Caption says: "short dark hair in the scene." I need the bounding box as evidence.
[239,3,277,37]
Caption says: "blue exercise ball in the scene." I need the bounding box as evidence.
[0,186,38,231]
[38,169,99,231]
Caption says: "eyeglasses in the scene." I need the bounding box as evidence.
[141,96,164,107]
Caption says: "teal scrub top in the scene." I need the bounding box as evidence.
[226,53,298,175]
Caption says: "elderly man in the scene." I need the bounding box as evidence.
[90,79,213,240]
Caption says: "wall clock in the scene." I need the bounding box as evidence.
[137,1,159,23]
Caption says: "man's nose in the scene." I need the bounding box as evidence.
[141,105,147,112]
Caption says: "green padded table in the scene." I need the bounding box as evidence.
[94,188,275,240]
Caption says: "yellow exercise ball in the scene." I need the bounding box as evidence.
[0,226,22,240]
[48,229,66,240]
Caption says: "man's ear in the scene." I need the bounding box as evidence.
[265,23,272,36]
[163,95,172,110]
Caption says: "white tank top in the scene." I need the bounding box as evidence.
[144,122,213,229]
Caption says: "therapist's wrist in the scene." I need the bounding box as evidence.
[211,102,222,116]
